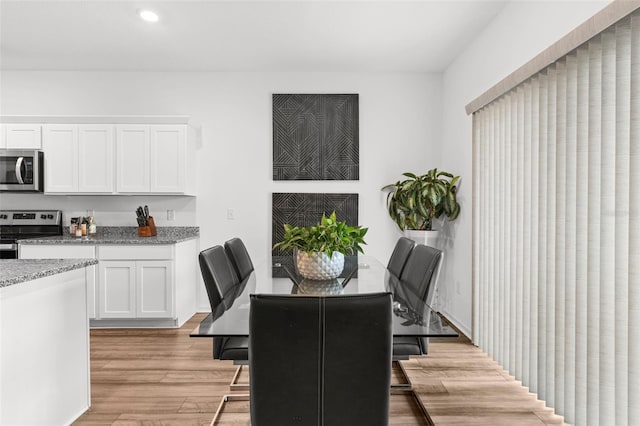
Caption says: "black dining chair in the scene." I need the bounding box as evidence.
[249,293,392,426]
[387,236,415,277]
[198,246,248,361]
[224,237,255,281]
[394,244,444,358]
[399,244,443,305]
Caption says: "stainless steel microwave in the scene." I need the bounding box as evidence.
[0,150,44,192]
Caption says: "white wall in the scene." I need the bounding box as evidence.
[0,71,442,310]
[439,0,609,337]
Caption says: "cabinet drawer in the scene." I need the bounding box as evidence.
[98,245,173,260]
[20,244,95,259]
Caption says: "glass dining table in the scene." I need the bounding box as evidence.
[190,255,458,340]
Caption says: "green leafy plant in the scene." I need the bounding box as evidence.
[273,211,368,256]
[382,168,461,231]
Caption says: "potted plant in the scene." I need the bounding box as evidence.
[273,212,368,280]
[382,168,460,246]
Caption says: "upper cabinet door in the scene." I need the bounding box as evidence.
[150,125,186,193]
[4,124,42,149]
[78,125,114,193]
[116,125,150,193]
[43,125,78,193]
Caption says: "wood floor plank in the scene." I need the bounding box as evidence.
[73,313,565,425]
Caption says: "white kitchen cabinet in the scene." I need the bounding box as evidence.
[98,261,136,318]
[78,125,114,193]
[43,124,114,193]
[98,260,173,319]
[150,125,186,193]
[43,125,78,192]
[136,261,173,318]
[116,125,150,193]
[116,124,187,194]
[3,124,42,149]
[97,245,175,319]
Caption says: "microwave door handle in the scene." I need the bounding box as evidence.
[15,156,24,184]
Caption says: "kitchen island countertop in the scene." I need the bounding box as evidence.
[0,258,98,288]
[18,226,199,245]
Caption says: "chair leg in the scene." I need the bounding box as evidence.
[390,389,434,425]
[229,364,249,391]
[391,360,412,389]
[210,394,250,426]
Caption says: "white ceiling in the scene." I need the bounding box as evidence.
[0,0,508,72]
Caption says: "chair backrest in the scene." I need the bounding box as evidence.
[224,237,255,281]
[399,244,443,304]
[387,237,415,277]
[198,245,240,311]
[249,293,392,426]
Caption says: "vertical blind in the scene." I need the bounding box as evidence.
[472,11,639,426]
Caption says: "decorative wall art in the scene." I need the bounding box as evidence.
[273,94,359,180]
[272,192,359,277]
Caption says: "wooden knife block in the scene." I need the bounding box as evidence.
[137,216,157,237]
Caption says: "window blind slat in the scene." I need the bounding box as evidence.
[564,52,578,424]
[546,64,558,408]
[554,58,567,415]
[516,86,525,381]
[498,98,507,365]
[529,77,540,394]
[509,92,518,376]
[523,81,532,388]
[614,18,631,426]
[537,71,549,402]
[599,27,617,425]
[586,34,602,424]
[574,44,590,426]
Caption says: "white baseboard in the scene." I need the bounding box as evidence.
[438,309,472,340]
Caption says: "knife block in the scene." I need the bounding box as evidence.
[137,217,157,237]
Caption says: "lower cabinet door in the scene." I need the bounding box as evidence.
[136,261,173,318]
[99,261,136,318]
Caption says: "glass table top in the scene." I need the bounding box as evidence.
[191,255,458,338]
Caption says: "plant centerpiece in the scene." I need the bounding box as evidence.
[273,212,368,280]
[382,168,461,245]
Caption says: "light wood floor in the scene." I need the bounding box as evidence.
[74,313,565,425]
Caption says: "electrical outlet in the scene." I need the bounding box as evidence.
[227,208,235,220]
[167,209,175,221]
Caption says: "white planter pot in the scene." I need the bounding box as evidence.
[404,229,440,248]
[295,251,345,280]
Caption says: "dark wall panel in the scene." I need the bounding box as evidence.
[272,192,359,277]
[273,94,359,180]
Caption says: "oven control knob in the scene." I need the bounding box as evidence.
[47,214,54,219]
[41,214,47,219]
[0,214,6,219]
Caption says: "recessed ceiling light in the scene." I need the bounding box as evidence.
[138,9,159,23]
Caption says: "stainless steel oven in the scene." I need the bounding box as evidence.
[0,149,44,192]
[0,210,63,258]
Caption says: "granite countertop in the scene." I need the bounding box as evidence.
[18,226,199,245]
[0,258,99,288]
